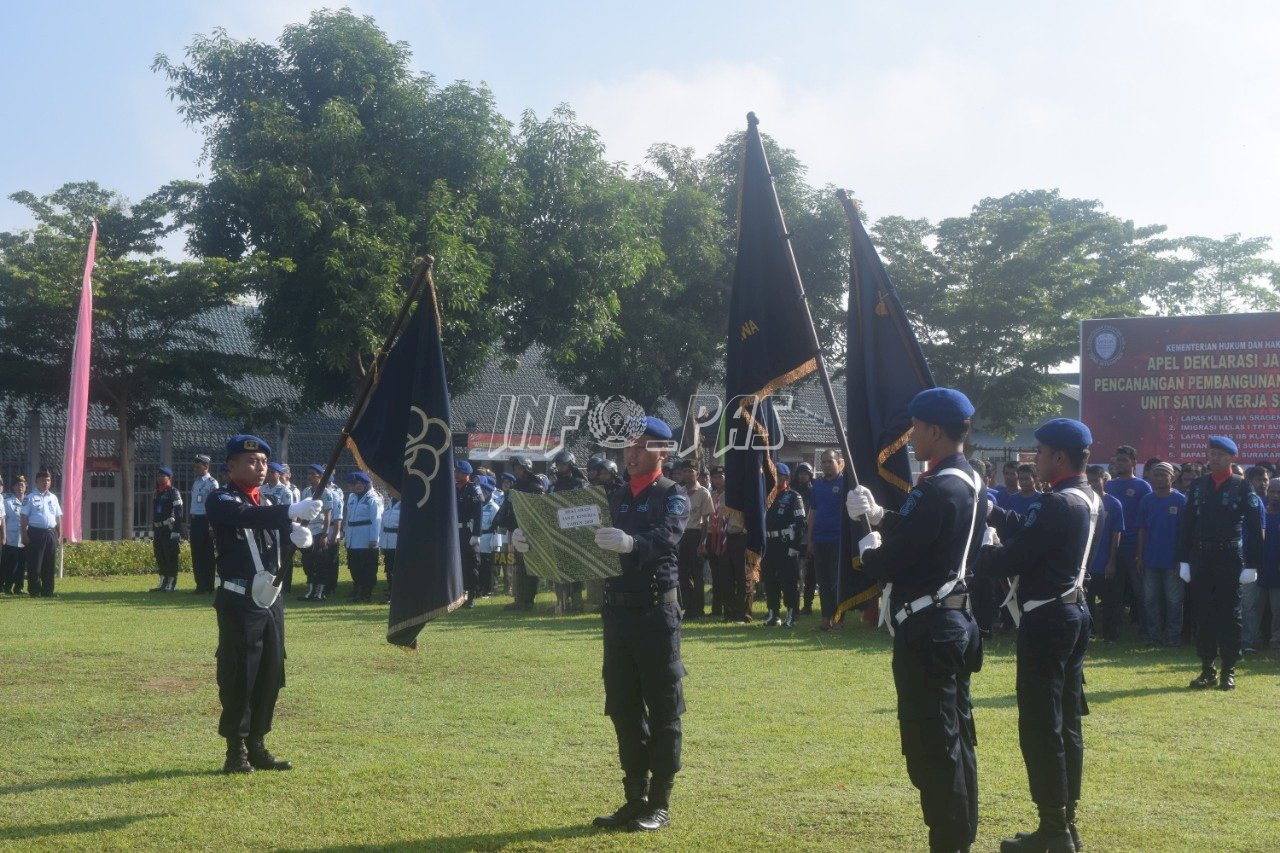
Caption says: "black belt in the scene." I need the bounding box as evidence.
[383,526,398,533]
[1195,540,1241,552]
[1023,589,1087,607]
[603,587,679,609]
[348,520,371,527]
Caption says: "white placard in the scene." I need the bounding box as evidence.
[557,503,602,530]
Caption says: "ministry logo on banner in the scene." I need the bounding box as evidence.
[1087,325,1125,366]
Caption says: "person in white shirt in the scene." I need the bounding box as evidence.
[20,469,62,597]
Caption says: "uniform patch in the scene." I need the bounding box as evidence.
[1024,502,1042,527]
[218,493,239,502]
[900,489,922,516]
[666,494,690,517]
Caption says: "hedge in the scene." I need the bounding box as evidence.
[56,540,348,577]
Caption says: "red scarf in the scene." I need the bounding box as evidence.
[234,480,261,505]
[629,470,662,497]
[1210,470,1231,489]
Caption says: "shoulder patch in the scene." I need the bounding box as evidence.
[666,494,690,517]
[900,488,923,516]
[217,493,239,502]
[1025,501,1043,528]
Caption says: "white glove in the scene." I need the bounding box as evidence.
[511,528,530,553]
[846,486,884,525]
[982,527,1000,547]
[594,527,635,554]
[787,547,801,558]
[290,524,313,549]
[857,531,882,557]
[170,531,182,542]
[469,535,480,548]
[1241,568,1258,584]
[1179,562,1191,584]
[288,498,324,521]
[251,570,282,608]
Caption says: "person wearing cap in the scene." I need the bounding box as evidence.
[325,476,345,597]
[513,416,690,832]
[344,471,383,602]
[454,460,485,608]
[593,459,623,494]
[298,464,337,602]
[761,462,806,628]
[189,454,220,594]
[1083,465,1124,637]
[263,463,296,592]
[1102,444,1152,641]
[494,456,546,611]
[0,475,25,595]
[806,449,847,630]
[789,462,815,615]
[206,434,323,773]
[1176,435,1263,691]
[975,418,1098,853]
[150,466,185,593]
[846,388,987,853]
[379,495,400,603]
[1136,461,1187,646]
[20,470,63,597]
[672,459,713,620]
[475,476,501,599]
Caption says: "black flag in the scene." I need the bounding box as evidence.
[347,275,465,648]
[835,192,935,620]
[722,113,818,568]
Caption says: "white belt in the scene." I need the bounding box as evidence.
[1002,487,1099,626]
[221,580,248,595]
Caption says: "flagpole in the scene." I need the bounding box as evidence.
[746,113,869,534]
[312,256,435,498]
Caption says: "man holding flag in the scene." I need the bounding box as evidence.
[847,388,987,853]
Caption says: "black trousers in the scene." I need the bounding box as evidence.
[26,528,57,597]
[676,530,705,616]
[153,528,180,577]
[1190,549,1243,669]
[707,550,730,616]
[190,516,216,591]
[1016,600,1089,810]
[460,539,479,596]
[478,553,493,595]
[300,544,324,586]
[347,548,379,591]
[326,537,342,589]
[892,607,981,853]
[602,600,686,783]
[513,554,538,606]
[0,544,25,591]
[1099,548,1136,641]
[762,547,800,613]
[215,591,285,739]
[382,548,396,580]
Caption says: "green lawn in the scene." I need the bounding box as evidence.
[2,574,1277,851]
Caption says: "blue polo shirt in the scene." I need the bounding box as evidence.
[1137,490,1187,570]
[808,473,846,544]
[1260,509,1280,589]
[1002,489,1040,517]
[1088,493,1126,576]
[1105,476,1151,553]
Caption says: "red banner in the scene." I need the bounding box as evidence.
[1081,313,1280,464]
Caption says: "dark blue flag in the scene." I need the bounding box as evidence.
[722,113,819,569]
[836,193,935,621]
[347,274,465,648]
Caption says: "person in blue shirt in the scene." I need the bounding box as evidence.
[20,469,63,597]
[379,497,400,604]
[0,475,25,595]
[1257,479,1280,651]
[993,460,1018,507]
[1085,466,1124,636]
[1003,464,1041,516]
[1102,445,1152,640]
[1136,462,1188,646]
[1240,465,1270,653]
[805,448,847,631]
[343,471,383,603]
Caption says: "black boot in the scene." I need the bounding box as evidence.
[1188,665,1217,689]
[592,777,648,829]
[222,738,253,774]
[629,776,673,832]
[246,736,292,770]
[1218,667,1236,691]
[151,576,168,592]
[1001,805,1074,852]
[1067,800,1082,851]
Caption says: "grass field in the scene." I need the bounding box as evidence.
[2,574,1278,852]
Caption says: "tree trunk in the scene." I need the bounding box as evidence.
[672,378,707,466]
[117,399,133,541]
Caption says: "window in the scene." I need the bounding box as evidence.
[89,501,116,541]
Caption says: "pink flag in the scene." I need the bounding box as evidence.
[61,220,97,543]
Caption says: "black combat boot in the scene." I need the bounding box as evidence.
[763,609,780,626]
[592,776,648,829]
[246,737,292,770]
[1001,805,1074,852]
[1067,800,1083,851]
[222,738,253,774]
[783,609,797,629]
[1218,667,1236,691]
[629,776,673,832]
[1188,665,1217,689]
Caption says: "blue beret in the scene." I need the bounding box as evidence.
[1034,418,1093,450]
[641,416,673,441]
[267,462,286,474]
[308,464,325,476]
[908,388,974,424]
[194,454,212,465]
[775,462,791,476]
[226,434,271,458]
[500,472,517,483]
[158,466,174,478]
[346,470,372,485]
[455,460,473,475]
[478,475,496,490]
[1209,435,1238,456]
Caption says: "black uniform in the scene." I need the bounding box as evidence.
[791,478,816,612]
[207,483,292,741]
[762,487,806,617]
[603,475,690,811]
[1176,473,1263,675]
[494,472,547,607]
[978,474,1095,826]
[861,454,986,853]
[153,485,184,583]
[456,479,485,599]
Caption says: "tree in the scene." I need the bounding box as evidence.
[1145,233,1280,316]
[874,190,1162,437]
[0,182,285,538]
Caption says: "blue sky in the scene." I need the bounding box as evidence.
[3,1,1278,256]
